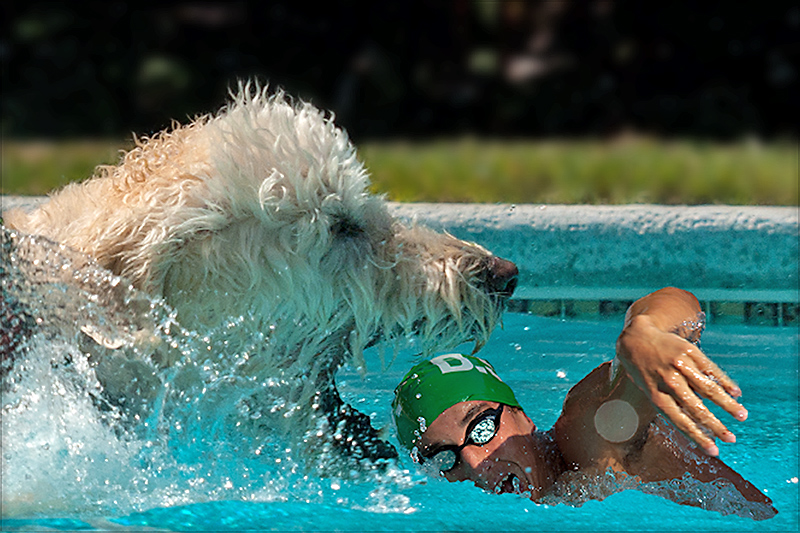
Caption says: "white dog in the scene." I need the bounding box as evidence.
[4,83,518,466]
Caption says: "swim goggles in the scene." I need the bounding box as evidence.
[417,404,504,473]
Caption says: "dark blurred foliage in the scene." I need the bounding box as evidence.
[1,0,798,140]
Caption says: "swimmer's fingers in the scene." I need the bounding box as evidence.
[674,355,748,423]
[654,390,721,456]
[645,352,736,454]
[684,347,742,398]
[666,367,738,442]
[650,336,747,424]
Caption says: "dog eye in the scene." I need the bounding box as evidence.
[331,214,364,239]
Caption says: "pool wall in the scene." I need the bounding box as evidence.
[391,203,799,325]
[3,196,798,325]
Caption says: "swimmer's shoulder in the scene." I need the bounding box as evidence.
[555,361,659,473]
[554,362,624,470]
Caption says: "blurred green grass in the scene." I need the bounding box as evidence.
[2,137,796,205]
[1,139,134,196]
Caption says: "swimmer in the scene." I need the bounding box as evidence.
[393,287,777,519]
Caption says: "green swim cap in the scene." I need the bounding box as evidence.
[392,354,521,450]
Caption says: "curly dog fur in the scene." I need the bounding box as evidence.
[5,83,518,466]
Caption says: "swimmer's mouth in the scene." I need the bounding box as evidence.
[497,473,522,494]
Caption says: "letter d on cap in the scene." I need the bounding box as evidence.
[430,354,473,374]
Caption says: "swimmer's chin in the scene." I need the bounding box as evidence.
[495,473,529,496]
[492,472,551,501]
[497,473,521,494]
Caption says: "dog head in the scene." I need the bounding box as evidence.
[75,84,517,369]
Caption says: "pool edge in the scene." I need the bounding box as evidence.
[4,196,798,325]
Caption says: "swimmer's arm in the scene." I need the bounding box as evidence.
[555,354,775,517]
[630,416,776,518]
[615,287,747,456]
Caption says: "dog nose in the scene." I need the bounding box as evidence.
[486,256,518,298]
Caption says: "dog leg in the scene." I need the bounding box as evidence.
[314,384,398,464]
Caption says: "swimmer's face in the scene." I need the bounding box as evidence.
[417,400,557,499]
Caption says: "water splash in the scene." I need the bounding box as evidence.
[539,418,776,521]
[1,227,417,517]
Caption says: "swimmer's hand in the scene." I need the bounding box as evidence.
[615,290,747,457]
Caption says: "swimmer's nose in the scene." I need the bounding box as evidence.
[486,257,518,298]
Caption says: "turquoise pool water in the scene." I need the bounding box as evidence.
[2,222,798,531]
[2,302,797,531]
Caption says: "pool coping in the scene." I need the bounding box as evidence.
[388,203,799,326]
[3,196,799,326]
